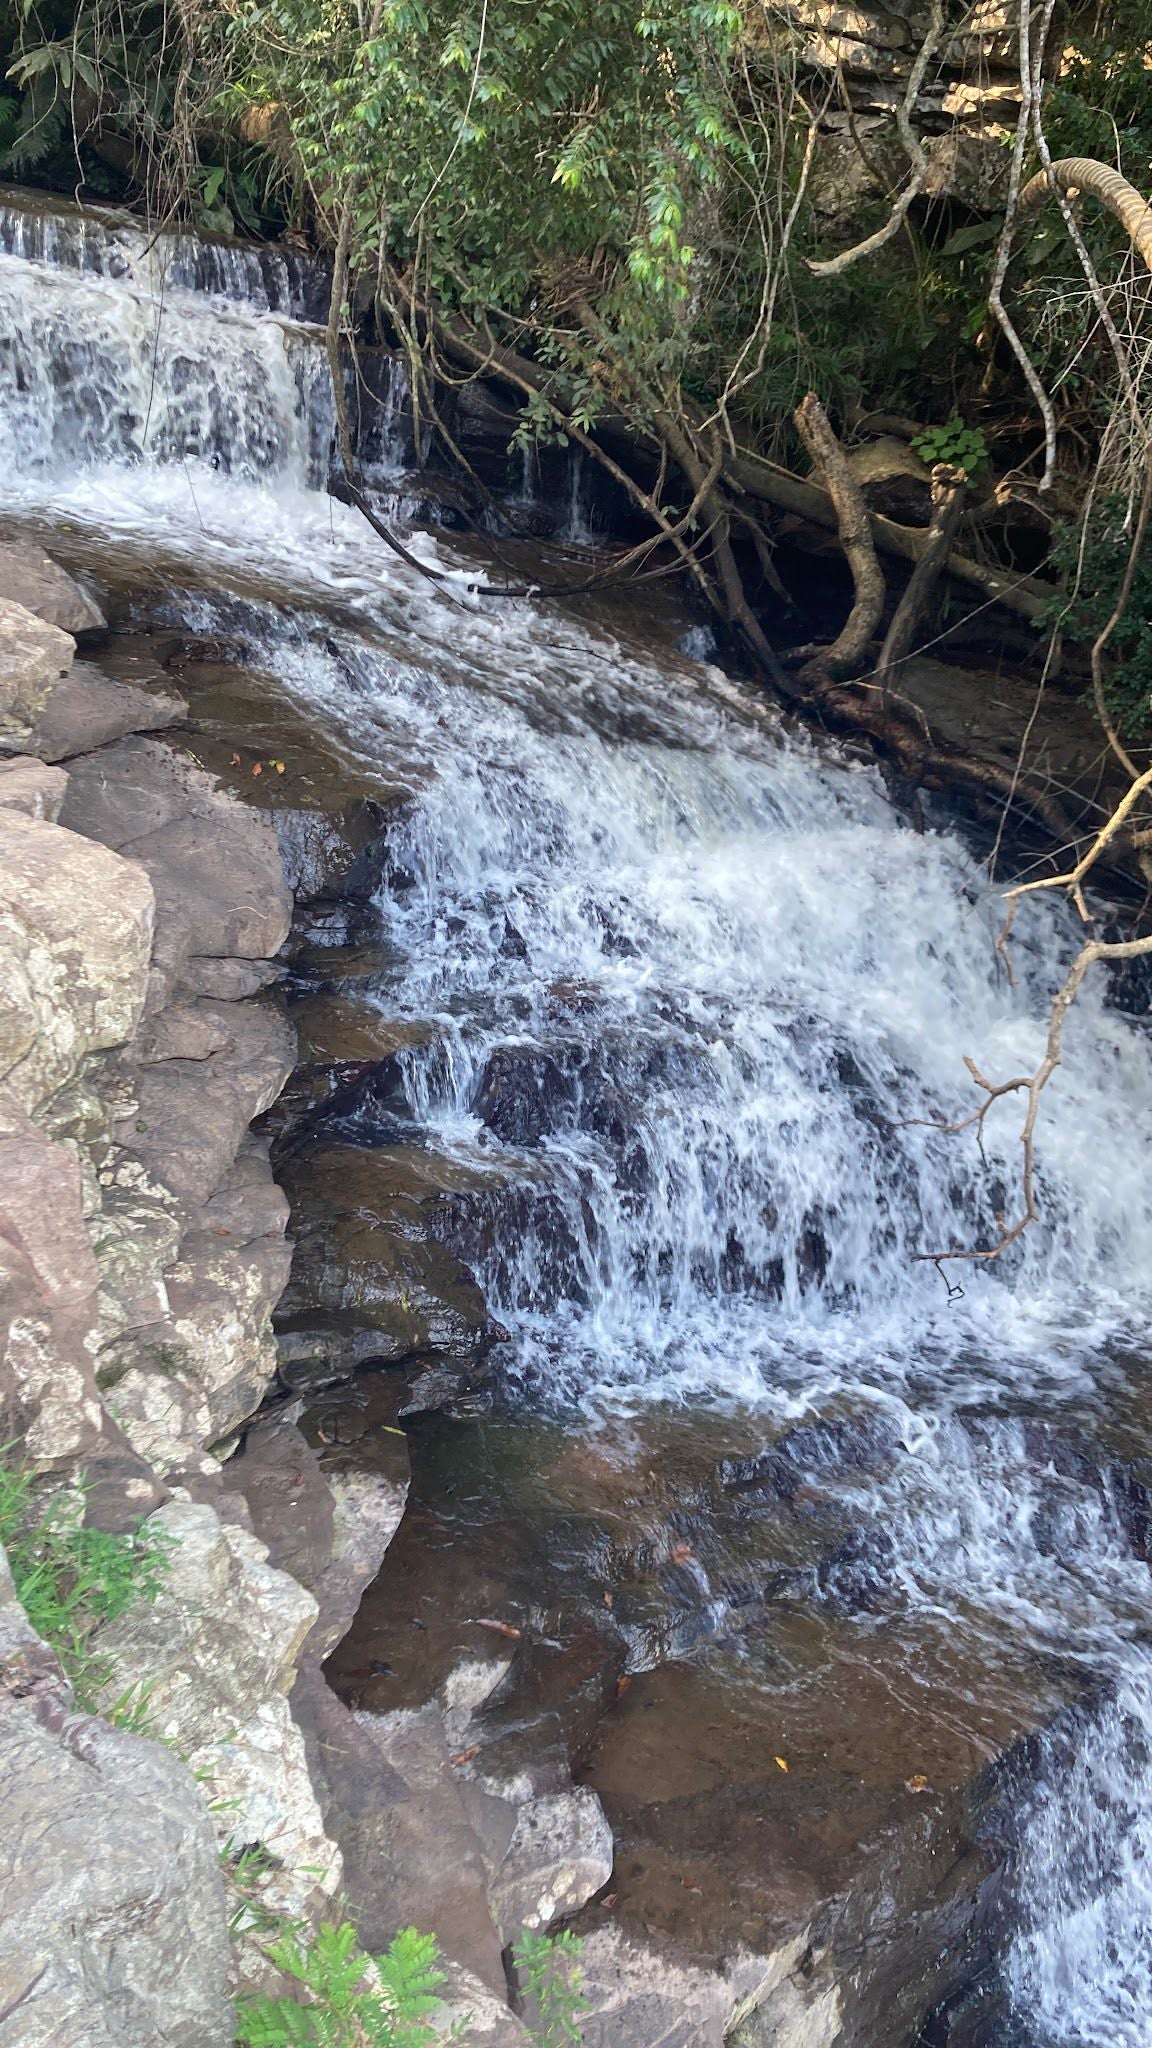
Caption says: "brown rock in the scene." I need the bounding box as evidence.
[33,663,186,762]
[0,540,105,634]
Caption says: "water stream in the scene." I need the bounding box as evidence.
[4,195,1152,2041]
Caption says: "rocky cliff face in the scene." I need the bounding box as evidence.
[0,545,341,2043]
[755,0,1023,222]
[0,549,837,2048]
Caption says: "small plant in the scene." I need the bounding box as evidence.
[910,415,988,479]
[513,1931,588,2048]
[0,1457,173,1708]
[235,1922,444,2047]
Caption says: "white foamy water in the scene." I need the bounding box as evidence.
[2,191,1152,2042]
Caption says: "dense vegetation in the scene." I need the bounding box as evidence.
[1,0,1150,735]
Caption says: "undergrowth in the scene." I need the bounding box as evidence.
[235,1922,444,2047]
[0,1456,173,1709]
[232,1913,589,2047]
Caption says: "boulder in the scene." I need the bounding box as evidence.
[0,754,68,820]
[0,600,73,751]
[0,540,105,634]
[58,738,291,1005]
[0,1545,232,2048]
[489,1788,614,1943]
[97,1498,342,1923]
[0,808,153,1110]
[33,663,186,762]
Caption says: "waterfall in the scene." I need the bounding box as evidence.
[3,190,1152,2044]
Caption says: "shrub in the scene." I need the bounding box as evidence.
[513,1930,588,2048]
[235,1922,444,2047]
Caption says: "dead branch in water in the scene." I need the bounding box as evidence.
[919,928,1152,1267]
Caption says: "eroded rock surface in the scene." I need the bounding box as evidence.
[0,1541,232,2048]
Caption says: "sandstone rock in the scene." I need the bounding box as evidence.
[350,1703,508,1996]
[33,663,186,762]
[58,738,292,1005]
[0,540,105,634]
[0,809,153,1110]
[276,1142,502,1383]
[190,1692,342,1918]
[489,1788,613,1943]
[225,1413,410,1658]
[430,1963,531,2046]
[0,599,73,751]
[97,1498,342,1922]
[558,1927,825,2048]
[0,754,68,820]
[0,1539,232,2048]
[114,997,296,1204]
[0,1093,104,1466]
[98,1499,317,1747]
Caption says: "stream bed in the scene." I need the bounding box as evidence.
[4,187,1152,2044]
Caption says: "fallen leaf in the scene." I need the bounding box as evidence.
[251,762,263,776]
[273,760,286,774]
[230,752,241,766]
[774,1756,789,1772]
[450,1745,480,1767]
[603,1590,614,1609]
[670,1540,694,1565]
[905,1774,930,1794]
[616,1674,632,1699]
[473,1618,522,1640]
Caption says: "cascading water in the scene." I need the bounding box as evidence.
[4,192,1152,2041]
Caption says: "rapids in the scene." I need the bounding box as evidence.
[4,188,1152,2043]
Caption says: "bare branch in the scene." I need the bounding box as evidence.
[806,0,944,280]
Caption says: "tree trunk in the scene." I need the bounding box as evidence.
[793,394,886,682]
[875,464,967,701]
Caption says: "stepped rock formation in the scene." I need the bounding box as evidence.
[2,548,814,2048]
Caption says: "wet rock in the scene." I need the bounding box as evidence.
[351,1701,508,1995]
[276,1142,503,1382]
[0,598,73,750]
[489,1787,613,1942]
[812,1523,898,1613]
[473,1047,576,1149]
[0,539,105,634]
[270,1048,421,1153]
[719,1410,901,1500]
